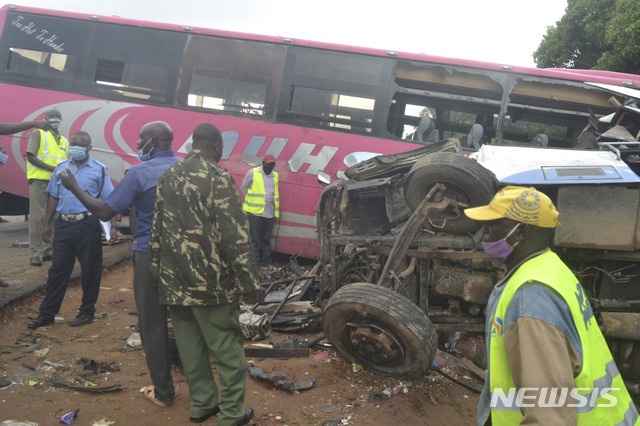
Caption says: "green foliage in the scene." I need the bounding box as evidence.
[533,0,616,69]
[596,0,640,74]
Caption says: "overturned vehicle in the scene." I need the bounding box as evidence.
[316,100,640,383]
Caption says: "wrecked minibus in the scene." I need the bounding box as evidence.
[317,91,640,389]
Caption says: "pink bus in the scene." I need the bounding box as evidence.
[1,4,639,258]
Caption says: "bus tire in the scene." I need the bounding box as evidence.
[323,283,437,379]
[403,152,497,234]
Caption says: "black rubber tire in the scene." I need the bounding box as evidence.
[323,283,437,379]
[403,152,497,234]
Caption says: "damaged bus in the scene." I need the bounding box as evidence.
[317,93,640,393]
[1,4,640,258]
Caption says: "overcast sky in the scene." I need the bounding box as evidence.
[3,0,567,68]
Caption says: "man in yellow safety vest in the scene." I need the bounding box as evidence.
[241,154,279,269]
[465,186,638,425]
[25,110,69,267]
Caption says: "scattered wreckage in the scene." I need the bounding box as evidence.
[314,89,640,389]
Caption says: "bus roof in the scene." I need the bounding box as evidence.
[2,4,640,88]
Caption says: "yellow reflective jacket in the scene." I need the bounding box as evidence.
[489,250,638,425]
[26,130,68,181]
[242,167,279,218]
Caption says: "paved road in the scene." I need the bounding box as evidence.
[0,215,133,310]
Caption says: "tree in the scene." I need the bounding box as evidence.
[596,0,640,74]
[533,0,616,69]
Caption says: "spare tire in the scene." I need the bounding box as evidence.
[404,152,497,234]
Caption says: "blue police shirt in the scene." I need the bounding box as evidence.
[47,156,114,215]
[104,150,180,252]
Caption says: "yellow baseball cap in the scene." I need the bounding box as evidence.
[464,186,561,228]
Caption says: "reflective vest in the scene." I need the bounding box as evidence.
[26,130,68,181]
[242,167,279,218]
[489,250,638,425]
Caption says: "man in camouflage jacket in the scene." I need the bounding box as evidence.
[149,123,259,426]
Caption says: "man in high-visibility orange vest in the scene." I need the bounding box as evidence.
[25,109,69,267]
[241,154,279,269]
[465,186,638,425]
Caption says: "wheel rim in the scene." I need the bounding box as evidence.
[346,321,405,365]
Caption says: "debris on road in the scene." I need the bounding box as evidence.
[80,357,119,373]
[247,365,315,393]
[50,374,123,393]
[239,309,270,341]
[125,333,141,348]
[59,408,79,424]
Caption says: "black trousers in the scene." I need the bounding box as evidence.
[38,215,103,319]
[248,213,274,267]
[132,250,175,403]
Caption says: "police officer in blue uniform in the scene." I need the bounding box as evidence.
[28,131,115,329]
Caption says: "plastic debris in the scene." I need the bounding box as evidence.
[91,420,116,426]
[0,378,12,388]
[0,421,39,426]
[392,382,408,395]
[33,347,50,357]
[59,408,79,424]
[314,351,332,361]
[247,366,315,393]
[28,380,42,387]
[126,333,141,348]
[44,360,73,370]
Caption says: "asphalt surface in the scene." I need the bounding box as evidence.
[0,216,134,311]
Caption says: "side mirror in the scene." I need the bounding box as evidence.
[317,171,331,186]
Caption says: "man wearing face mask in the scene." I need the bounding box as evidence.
[25,110,69,266]
[465,186,637,425]
[58,121,180,408]
[240,154,279,270]
[27,131,115,329]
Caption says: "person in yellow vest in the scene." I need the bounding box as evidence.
[25,110,68,267]
[240,154,279,269]
[0,119,54,285]
[464,186,638,425]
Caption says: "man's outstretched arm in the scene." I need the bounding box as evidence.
[59,167,116,221]
[0,120,53,136]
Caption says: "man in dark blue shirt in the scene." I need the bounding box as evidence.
[59,121,180,407]
[28,131,114,329]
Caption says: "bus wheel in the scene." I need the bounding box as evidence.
[403,152,497,235]
[323,283,437,379]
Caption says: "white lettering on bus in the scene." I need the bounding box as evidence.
[289,143,339,175]
[180,131,343,173]
[10,16,65,53]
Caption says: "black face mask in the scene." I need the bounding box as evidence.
[263,163,275,175]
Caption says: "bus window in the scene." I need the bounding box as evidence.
[0,12,91,89]
[86,23,186,104]
[7,48,74,79]
[504,78,615,147]
[94,58,170,101]
[178,36,286,118]
[279,47,388,135]
[388,61,504,146]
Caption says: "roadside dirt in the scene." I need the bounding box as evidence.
[0,261,479,425]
